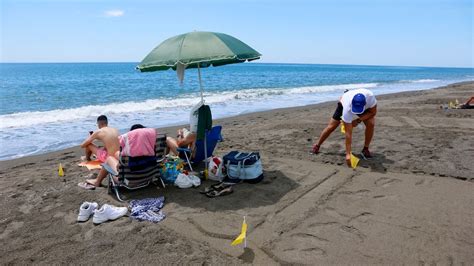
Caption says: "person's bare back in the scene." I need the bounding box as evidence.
[94,127,120,157]
[80,115,120,162]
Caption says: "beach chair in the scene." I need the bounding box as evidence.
[177,125,223,171]
[105,132,167,202]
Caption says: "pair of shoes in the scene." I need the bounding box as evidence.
[201,182,233,197]
[205,185,233,198]
[311,144,320,154]
[361,147,373,159]
[77,202,128,224]
[200,182,229,194]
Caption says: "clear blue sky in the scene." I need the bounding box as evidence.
[1,0,472,67]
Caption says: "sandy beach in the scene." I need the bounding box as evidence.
[1,82,473,264]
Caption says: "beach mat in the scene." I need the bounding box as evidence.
[78,160,102,170]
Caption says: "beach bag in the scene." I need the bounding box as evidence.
[207,156,226,182]
[223,151,263,183]
[160,159,182,184]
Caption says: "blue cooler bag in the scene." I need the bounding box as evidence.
[223,151,263,184]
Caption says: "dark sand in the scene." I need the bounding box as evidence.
[1,82,473,264]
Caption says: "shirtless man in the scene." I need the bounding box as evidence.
[80,115,120,188]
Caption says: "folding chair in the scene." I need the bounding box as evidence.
[177,125,222,171]
[105,132,167,202]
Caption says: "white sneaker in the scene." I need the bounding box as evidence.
[92,204,128,225]
[77,202,99,222]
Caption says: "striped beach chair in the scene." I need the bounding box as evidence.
[106,131,167,202]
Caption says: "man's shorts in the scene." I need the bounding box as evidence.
[96,148,109,163]
[332,102,369,121]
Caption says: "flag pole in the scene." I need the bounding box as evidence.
[244,216,247,248]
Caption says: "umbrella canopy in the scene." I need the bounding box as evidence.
[137,31,261,72]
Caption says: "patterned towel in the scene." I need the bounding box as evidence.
[129,197,166,223]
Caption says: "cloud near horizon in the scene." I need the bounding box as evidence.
[104,9,124,17]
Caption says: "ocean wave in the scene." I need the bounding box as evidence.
[0,82,377,128]
[401,79,440,83]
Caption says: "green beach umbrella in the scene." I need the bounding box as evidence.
[137,31,261,175]
[137,31,261,101]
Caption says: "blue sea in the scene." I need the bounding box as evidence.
[0,63,473,160]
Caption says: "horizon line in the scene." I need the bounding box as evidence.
[0,61,473,69]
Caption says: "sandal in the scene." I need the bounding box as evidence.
[78,181,96,190]
[200,182,228,194]
[205,186,233,198]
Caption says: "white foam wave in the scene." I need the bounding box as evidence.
[403,79,440,83]
[0,83,378,128]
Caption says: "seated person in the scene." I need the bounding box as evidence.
[166,101,203,156]
[119,124,156,157]
[79,115,120,189]
[459,96,474,109]
[130,123,145,131]
[167,128,196,156]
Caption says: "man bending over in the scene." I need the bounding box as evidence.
[312,89,377,167]
[80,115,120,188]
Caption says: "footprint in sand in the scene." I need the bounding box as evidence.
[308,221,339,228]
[374,177,401,187]
[339,225,366,242]
[415,179,425,185]
[19,203,34,214]
[275,233,328,263]
[0,221,24,239]
[347,212,373,223]
[338,189,371,198]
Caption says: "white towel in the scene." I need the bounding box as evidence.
[176,62,185,84]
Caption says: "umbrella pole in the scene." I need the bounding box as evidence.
[198,64,208,178]
[197,64,204,103]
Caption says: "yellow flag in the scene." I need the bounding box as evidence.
[350,153,360,169]
[231,219,247,246]
[340,122,345,134]
[58,163,64,176]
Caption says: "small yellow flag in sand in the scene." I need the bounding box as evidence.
[58,163,64,177]
[231,217,247,247]
[350,153,360,169]
[340,122,346,134]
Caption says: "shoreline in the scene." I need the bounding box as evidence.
[1,81,472,168]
